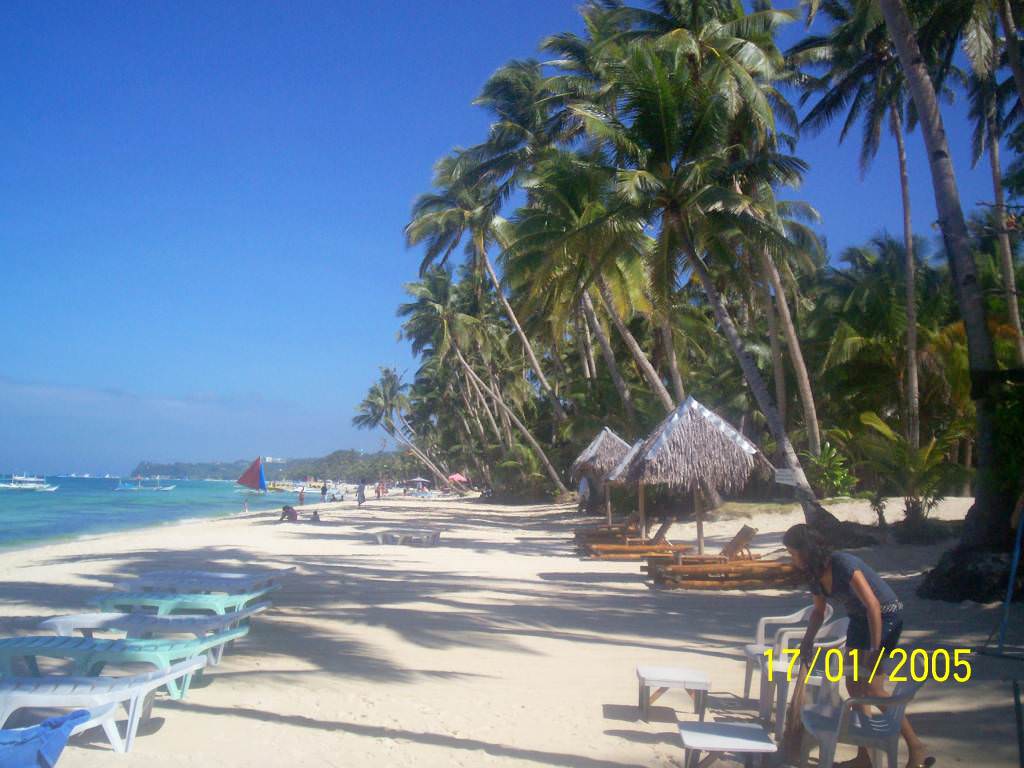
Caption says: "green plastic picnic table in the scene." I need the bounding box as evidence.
[0,625,248,699]
[91,586,274,616]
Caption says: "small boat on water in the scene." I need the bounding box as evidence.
[236,457,267,494]
[0,474,59,492]
[114,477,176,492]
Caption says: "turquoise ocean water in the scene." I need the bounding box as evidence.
[0,477,292,549]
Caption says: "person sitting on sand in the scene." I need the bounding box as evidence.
[310,509,321,522]
[278,505,298,522]
[783,524,932,768]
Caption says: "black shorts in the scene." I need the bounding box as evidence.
[847,611,903,651]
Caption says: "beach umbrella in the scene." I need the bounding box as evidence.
[448,472,468,483]
[571,427,630,524]
[407,477,431,484]
[607,397,768,550]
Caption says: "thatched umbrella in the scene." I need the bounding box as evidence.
[571,427,630,524]
[609,397,768,551]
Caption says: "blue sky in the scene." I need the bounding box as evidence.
[0,1,998,474]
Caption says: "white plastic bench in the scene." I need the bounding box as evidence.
[373,530,441,546]
[636,665,710,722]
[677,721,776,768]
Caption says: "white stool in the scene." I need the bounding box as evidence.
[636,665,710,722]
[678,721,776,768]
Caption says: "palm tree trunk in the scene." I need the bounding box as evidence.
[756,248,822,456]
[878,0,1009,550]
[689,250,832,524]
[987,117,1024,365]
[490,369,515,446]
[467,371,504,445]
[575,308,594,383]
[479,246,568,422]
[581,302,598,379]
[998,0,1024,107]
[761,279,787,433]
[388,424,454,490]
[453,345,568,494]
[591,264,675,413]
[660,318,686,402]
[582,289,638,425]
[892,108,920,449]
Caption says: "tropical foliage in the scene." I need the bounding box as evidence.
[354,0,1024,551]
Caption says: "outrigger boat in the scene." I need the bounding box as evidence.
[0,474,59,492]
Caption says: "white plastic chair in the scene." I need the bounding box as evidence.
[765,616,850,740]
[743,604,834,699]
[799,679,926,768]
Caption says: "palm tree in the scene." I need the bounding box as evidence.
[966,18,1024,365]
[790,0,922,448]
[573,31,835,514]
[352,367,452,488]
[503,151,675,414]
[406,152,569,423]
[875,0,1010,549]
[398,268,568,493]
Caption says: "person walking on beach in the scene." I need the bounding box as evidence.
[357,480,366,508]
[783,524,932,768]
[320,482,327,504]
[298,487,305,506]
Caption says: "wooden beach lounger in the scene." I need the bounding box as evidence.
[0,626,246,698]
[0,657,206,752]
[91,585,277,616]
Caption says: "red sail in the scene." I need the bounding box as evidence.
[237,457,264,490]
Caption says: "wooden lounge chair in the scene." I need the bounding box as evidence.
[584,520,693,560]
[0,657,206,752]
[0,626,246,699]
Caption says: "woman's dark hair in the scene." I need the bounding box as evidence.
[783,523,831,579]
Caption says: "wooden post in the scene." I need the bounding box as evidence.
[605,482,612,526]
[694,488,705,555]
[638,484,646,543]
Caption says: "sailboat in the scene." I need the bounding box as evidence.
[236,457,267,494]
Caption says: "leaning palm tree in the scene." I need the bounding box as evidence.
[406,152,568,423]
[398,268,568,493]
[790,0,922,448]
[352,367,452,488]
[873,0,1009,549]
[503,151,674,416]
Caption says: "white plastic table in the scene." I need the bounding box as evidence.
[677,721,776,768]
[636,665,710,722]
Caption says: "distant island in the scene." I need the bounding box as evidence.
[132,449,416,483]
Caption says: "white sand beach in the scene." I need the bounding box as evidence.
[0,496,1020,767]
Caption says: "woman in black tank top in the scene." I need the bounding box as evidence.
[784,524,933,768]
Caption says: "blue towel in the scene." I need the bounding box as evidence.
[0,710,91,768]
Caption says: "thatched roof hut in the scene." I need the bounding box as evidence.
[616,397,765,492]
[605,397,768,550]
[571,427,630,481]
[607,439,644,486]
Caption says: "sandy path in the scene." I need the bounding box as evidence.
[0,497,1019,767]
